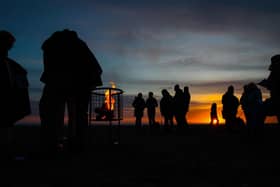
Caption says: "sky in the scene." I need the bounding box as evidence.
[1,0,279,124]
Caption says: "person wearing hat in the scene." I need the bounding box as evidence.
[0,30,31,158]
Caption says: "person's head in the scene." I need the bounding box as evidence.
[184,86,189,93]
[247,82,258,91]
[148,92,153,97]
[0,30,15,57]
[62,29,78,37]
[42,29,79,51]
[161,89,168,97]
[174,84,180,92]
[227,85,234,95]
[243,84,249,92]
[137,92,143,98]
[270,54,280,71]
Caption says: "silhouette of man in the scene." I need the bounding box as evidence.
[173,84,187,127]
[222,85,239,128]
[132,93,146,127]
[160,89,174,127]
[259,55,280,123]
[184,86,191,126]
[146,92,158,126]
[0,31,30,157]
[39,29,102,152]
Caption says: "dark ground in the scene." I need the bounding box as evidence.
[1,124,280,186]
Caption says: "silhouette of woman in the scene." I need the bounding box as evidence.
[39,29,102,152]
[0,30,31,157]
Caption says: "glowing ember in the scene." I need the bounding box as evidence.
[213,119,219,125]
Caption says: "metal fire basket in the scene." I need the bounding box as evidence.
[88,87,123,125]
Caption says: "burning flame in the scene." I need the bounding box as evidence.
[104,82,116,111]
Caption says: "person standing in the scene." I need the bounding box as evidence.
[0,30,31,158]
[210,103,219,126]
[160,89,174,127]
[39,29,102,153]
[132,93,146,127]
[146,92,158,127]
[259,55,280,124]
[183,86,191,126]
[173,84,187,127]
[240,83,264,130]
[222,85,239,128]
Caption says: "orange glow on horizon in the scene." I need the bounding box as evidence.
[17,93,278,125]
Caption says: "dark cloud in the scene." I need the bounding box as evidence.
[160,53,269,72]
[122,77,259,90]
[96,0,280,46]
[1,0,277,97]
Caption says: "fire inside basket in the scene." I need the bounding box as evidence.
[89,83,123,124]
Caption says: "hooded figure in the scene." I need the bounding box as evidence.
[39,29,102,152]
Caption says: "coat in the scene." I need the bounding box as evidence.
[40,30,103,90]
[0,58,31,126]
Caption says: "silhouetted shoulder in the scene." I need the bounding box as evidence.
[7,58,27,75]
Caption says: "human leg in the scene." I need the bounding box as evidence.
[67,90,90,151]
[39,86,65,152]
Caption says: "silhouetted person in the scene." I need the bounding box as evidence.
[184,86,191,126]
[39,29,103,153]
[160,89,174,127]
[259,54,280,123]
[146,92,158,127]
[0,31,31,158]
[210,103,219,125]
[240,83,264,130]
[173,84,187,127]
[222,85,239,128]
[132,93,146,127]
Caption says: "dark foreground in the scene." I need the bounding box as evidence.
[1,124,280,186]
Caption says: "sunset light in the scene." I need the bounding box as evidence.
[3,1,280,185]
[5,0,279,126]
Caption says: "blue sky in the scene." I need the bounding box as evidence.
[1,0,279,123]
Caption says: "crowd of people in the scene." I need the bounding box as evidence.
[1,29,280,157]
[132,61,280,131]
[132,80,277,132]
[132,85,191,127]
